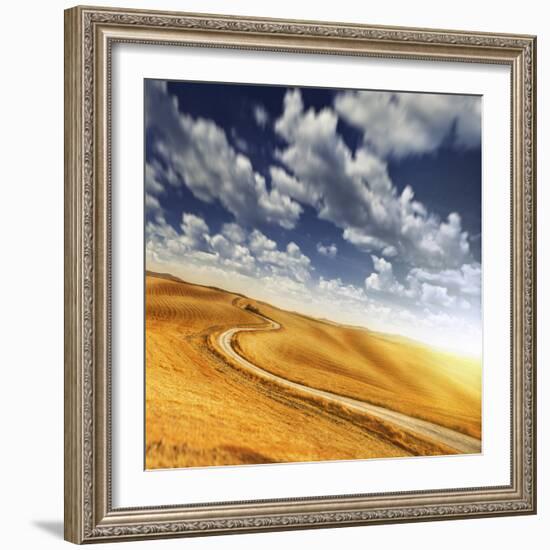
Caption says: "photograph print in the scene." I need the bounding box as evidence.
[144,78,482,470]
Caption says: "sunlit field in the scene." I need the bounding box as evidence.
[145,273,481,469]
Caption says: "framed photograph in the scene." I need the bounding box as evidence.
[64,5,537,543]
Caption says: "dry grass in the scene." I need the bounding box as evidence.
[145,273,480,469]
[236,304,481,439]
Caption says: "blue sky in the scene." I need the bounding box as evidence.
[145,79,482,355]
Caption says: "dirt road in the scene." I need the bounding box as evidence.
[216,315,481,455]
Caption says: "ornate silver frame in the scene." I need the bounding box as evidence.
[64,5,537,544]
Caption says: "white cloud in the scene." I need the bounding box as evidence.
[146,80,302,229]
[180,213,210,251]
[146,216,177,242]
[221,222,247,244]
[420,283,456,308]
[275,89,304,140]
[208,234,234,257]
[262,274,308,300]
[248,229,277,254]
[365,255,411,297]
[147,215,312,285]
[275,90,390,230]
[363,257,480,309]
[398,194,471,269]
[230,128,249,153]
[407,263,481,297]
[269,166,320,206]
[274,88,473,270]
[145,158,181,194]
[208,233,256,274]
[316,242,338,258]
[145,162,165,195]
[342,229,397,258]
[334,90,481,158]
[145,193,161,213]
[249,229,312,283]
[318,277,366,302]
[253,104,270,128]
[144,161,167,215]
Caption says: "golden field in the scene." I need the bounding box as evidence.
[145,272,481,469]
[236,304,481,439]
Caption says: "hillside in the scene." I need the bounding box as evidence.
[145,272,481,469]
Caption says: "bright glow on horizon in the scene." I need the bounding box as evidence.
[147,261,481,359]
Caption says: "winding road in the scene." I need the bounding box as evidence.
[216,314,482,455]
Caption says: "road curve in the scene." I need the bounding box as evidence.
[216,315,481,455]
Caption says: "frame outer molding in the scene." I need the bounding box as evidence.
[64,6,84,544]
[64,5,537,544]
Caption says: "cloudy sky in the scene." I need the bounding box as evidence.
[145,79,482,356]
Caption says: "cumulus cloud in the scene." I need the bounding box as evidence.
[146,214,312,284]
[144,161,167,215]
[145,80,302,229]
[145,162,165,195]
[248,229,277,254]
[343,229,397,258]
[275,90,390,229]
[147,214,228,270]
[274,88,473,269]
[221,222,247,244]
[363,255,480,311]
[230,128,250,153]
[146,158,181,194]
[365,255,411,297]
[180,213,210,251]
[318,277,366,302]
[253,104,270,128]
[334,90,481,158]
[208,233,256,274]
[316,242,338,258]
[145,193,162,214]
[407,263,481,297]
[269,165,320,206]
[249,229,312,283]
[420,283,456,308]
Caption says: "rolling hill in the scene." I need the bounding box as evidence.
[145,272,481,469]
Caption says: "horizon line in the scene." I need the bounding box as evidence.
[145,268,482,362]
